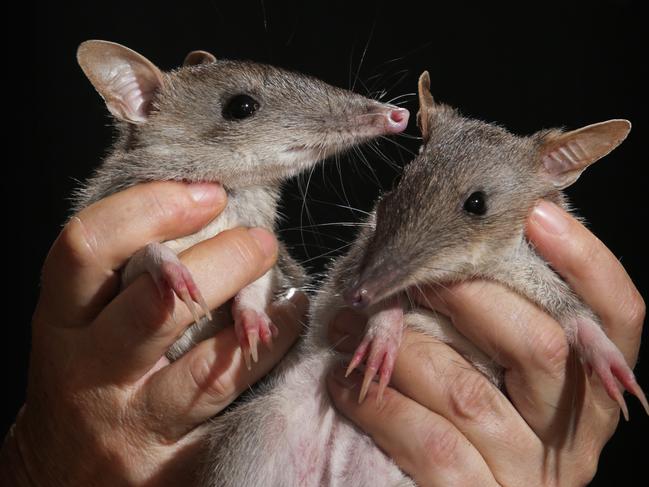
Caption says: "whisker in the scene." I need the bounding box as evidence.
[384,92,416,105]
[299,242,355,264]
[279,222,372,231]
[352,15,377,92]
[303,198,372,215]
[379,135,417,156]
[367,141,401,171]
[381,69,411,102]
[280,227,353,247]
[394,132,422,140]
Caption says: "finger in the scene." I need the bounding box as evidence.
[527,200,645,365]
[327,365,498,487]
[389,327,546,486]
[36,182,226,328]
[414,281,578,438]
[88,227,278,382]
[140,291,308,439]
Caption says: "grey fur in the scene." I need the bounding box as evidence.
[196,83,632,486]
[73,41,409,359]
[73,59,407,208]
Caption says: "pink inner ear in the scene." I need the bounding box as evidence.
[542,138,589,176]
[105,63,157,123]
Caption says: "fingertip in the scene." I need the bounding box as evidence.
[527,199,599,280]
[528,200,571,237]
[248,227,278,263]
[187,182,227,207]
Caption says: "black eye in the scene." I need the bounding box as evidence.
[463,191,487,215]
[223,94,260,120]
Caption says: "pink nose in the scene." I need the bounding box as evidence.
[385,107,409,133]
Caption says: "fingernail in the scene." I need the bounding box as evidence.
[531,201,569,235]
[248,227,277,259]
[188,183,225,205]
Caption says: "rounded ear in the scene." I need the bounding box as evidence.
[77,40,164,124]
[417,71,435,143]
[537,119,631,189]
[183,50,217,67]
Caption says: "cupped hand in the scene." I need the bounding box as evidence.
[327,200,645,486]
[2,182,307,486]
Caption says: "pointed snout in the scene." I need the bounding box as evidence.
[343,267,395,310]
[383,107,410,134]
[360,103,409,135]
[343,254,411,310]
[343,284,374,310]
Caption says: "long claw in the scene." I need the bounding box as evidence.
[592,364,629,421]
[197,294,212,322]
[345,360,359,379]
[179,288,201,326]
[576,317,648,420]
[184,275,212,321]
[611,363,649,417]
[248,332,259,364]
[629,382,649,416]
[346,340,370,378]
[138,243,210,325]
[242,345,252,371]
[612,387,629,422]
[233,307,275,369]
[376,380,387,407]
[376,364,391,407]
[358,365,377,404]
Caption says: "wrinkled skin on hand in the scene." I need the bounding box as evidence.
[1,181,307,486]
[327,201,645,487]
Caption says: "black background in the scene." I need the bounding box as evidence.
[10,0,648,484]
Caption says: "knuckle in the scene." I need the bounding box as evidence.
[573,442,601,485]
[623,290,646,337]
[227,230,264,268]
[577,456,599,485]
[141,186,190,228]
[447,370,501,420]
[529,324,569,377]
[374,387,404,419]
[401,338,439,371]
[419,420,462,469]
[188,352,233,404]
[55,216,102,270]
[131,291,173,337]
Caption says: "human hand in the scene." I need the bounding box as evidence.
[326,200,645,486]
[1,182,307,486]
